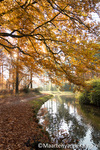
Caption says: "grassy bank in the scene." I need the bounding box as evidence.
[29,94,53,114]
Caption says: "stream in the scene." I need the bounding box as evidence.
[37,93,100,150]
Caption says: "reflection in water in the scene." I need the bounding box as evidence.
[37,95,100,150]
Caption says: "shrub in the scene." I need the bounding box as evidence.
[89,81,100,106]
[79,90,91,105]
[32,88,40,94]
[79,78,100,107]
[23,86,30,93]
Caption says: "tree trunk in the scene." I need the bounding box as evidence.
[30,71,32,89]
[2,63,3,90]
[15,50,19,94]
[16,69,19,93]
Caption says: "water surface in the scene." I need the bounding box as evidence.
[37,94,100,150]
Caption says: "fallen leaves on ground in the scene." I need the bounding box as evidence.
[0,94,50,150]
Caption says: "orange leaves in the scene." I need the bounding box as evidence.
[0,0,100,88]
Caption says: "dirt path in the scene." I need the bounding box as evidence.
[19,94,46,103]
[0,93,46,106]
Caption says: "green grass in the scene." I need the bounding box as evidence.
[29,94,53,114]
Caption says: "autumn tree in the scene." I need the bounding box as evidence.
[0,0,100,91]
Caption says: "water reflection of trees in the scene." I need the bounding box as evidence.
[60,96,87,140]
[60,97,87,143]
[79,105,100,129]
[91,127,100,149]
[38,95,88,144]
[38,95,100,149]
[77,104,100,148]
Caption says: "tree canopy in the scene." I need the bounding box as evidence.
[0,0,100,89]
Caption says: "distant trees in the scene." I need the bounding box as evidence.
[60,82,74,91]
[0,49,43,93]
